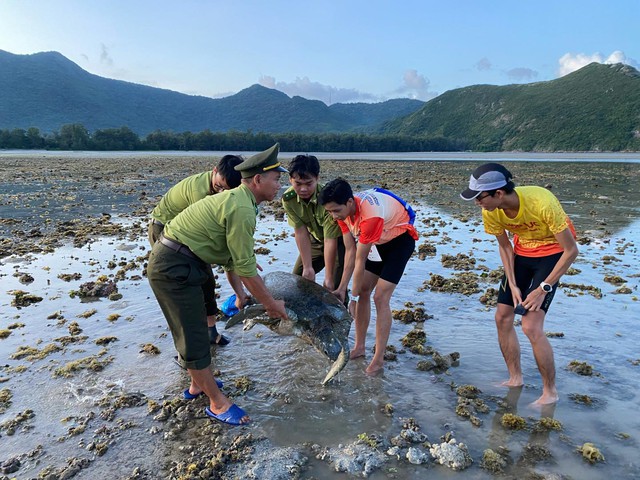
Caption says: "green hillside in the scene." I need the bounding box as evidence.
[383,63,640,151]
[329,98,426,130]
[0,50,424,135]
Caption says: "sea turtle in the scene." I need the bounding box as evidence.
[226,271,352,385]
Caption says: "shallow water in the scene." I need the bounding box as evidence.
[2,149,639,163]
[0,156,639,479]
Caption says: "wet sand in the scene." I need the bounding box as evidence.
[0,153,639,479]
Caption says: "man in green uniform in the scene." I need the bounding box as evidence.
[147,143,288,426]
[148,154,243,346]
[281,154,344,291]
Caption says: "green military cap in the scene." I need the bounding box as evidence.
[234,143,288,178]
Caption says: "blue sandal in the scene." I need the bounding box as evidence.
[204,404,249,426]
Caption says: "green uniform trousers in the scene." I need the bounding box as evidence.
[149,221,219,316]
[147,241,213,370]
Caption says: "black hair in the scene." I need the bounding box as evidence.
[288,154,320,179]
[318,178,353,206]
[217,155,243,188]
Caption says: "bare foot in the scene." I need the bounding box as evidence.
[530,392,559,408]
[496,378,524,388]
[350,348,365,360]
[365,361,384,376]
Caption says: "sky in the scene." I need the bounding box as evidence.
[1,0,638,104]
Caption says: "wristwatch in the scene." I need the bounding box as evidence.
[351,295,359,302]
[539,282,553,293]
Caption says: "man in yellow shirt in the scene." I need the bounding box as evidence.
[461,163,578,406]
[147,144,288,425]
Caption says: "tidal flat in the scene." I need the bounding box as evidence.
[0,153,638,479]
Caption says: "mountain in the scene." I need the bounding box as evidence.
[0,50,424,135]
[328,99,426,130]
[382,62,640,151]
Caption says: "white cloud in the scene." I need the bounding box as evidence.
[258,75,377,104]
[557,50,638,77]
[258,70,438,104]
[393,69,438,101]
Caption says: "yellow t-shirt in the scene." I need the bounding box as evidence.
[483,186,575,257]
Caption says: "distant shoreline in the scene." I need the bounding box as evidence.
[1,150,639,163]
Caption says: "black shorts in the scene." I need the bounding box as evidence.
[364,231,415,285]
[497,252,563,313]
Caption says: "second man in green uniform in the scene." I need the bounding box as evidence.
[148,154,243,345]
[282,154,345,292]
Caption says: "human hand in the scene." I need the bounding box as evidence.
[331,289,346,303]
[522,288,546,312]
[323,278,335,291]
[302,267,316,283]
[266,299,288,320]
[234,292,251,311]
[510,286,523,309]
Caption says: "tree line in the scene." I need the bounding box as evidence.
[0,124,467,152]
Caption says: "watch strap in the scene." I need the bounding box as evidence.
[540,282,552,292]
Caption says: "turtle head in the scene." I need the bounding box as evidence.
[310,326,345,361]
[321,340,350,385]
[308,325,350,385]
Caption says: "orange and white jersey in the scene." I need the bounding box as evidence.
[338,189,418,245]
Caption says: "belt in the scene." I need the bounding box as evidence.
[159,235,202,262]
[151,218,164,226]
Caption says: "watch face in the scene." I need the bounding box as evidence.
[542,283,552,292]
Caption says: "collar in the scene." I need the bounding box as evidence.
[350,196,361,222]
[208,170,216,195]
[239,183,258,209]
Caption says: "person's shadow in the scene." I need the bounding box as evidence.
[488,385,523,452]
[487,387,558,473]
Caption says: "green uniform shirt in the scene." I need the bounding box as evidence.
[151,171,213,224]
[282,184,342,242]
[163,184,258,277]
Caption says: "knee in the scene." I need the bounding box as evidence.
[521,322,544,341]
[494,310,513,329]
[360,284,374,297]
[372,290,391,309]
